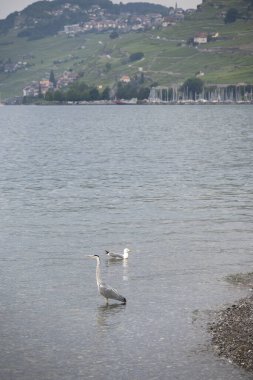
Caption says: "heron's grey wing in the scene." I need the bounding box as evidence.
[99,283,126,303]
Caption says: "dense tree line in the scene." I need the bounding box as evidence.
[18,18,72,40]
[17,3,89,40]
[23,0,112,17]
[116,83,150,100]
[45,82,111,102]
[110,2,171,16]
[115,75,150,100]
[224,1,253,24]
[180,78,204,100]
[43,76,151,102]
[0,12,18,34]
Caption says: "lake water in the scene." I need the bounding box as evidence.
[0,105,253,380]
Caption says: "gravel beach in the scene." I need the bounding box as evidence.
[209,273,253,372]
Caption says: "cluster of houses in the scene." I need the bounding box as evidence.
[62,5,196,36]
[22,71,78,97]
[22,71,135,98]
[23,80,54,97]
[46,2,80,17]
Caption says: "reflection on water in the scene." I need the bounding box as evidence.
[96,304,127,329]
[105,258,128,267]
[122,259,129,281]
[105,256,129,280]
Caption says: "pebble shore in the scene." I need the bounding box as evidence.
[208,273,253,372]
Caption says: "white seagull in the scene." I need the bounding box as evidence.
[105,248,131,260]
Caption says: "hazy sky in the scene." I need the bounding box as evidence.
[0,0,201,19]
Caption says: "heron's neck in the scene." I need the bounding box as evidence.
[95,257,102,287]
[123,250,128,259]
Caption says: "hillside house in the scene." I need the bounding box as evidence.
[120,75,131,83]
[40,80,53,95]
[162,17,176,26]
[64,24,82,34]
[57,71,78,88]
[61,7,186,37]
[194,32,208,44]
[23,82,39,97]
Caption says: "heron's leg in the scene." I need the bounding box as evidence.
[106,298,109,305]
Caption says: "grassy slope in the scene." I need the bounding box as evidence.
[0,0,253,99]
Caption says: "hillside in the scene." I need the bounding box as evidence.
[0,0,253,100]
[0,0,170,39]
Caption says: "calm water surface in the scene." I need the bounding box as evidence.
[0,105,253,380]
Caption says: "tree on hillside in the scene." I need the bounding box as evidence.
[45,90,54,101]
[101,86,111,100]
[54,90,65,102]
[115,81,151,100]
[138,87,150,100]
[49,70,57,87]
[181,78,204,100]
[224,8,239,23]
[104,62,112,73]
[38,82,43,99]
[88,87,100,101]
[109,30,119,39]
[116,82,138,99]
[0,12,18,34]
[129,52,144,62]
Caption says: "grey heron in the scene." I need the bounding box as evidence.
[88,254,126,304]
[105,248,131,260]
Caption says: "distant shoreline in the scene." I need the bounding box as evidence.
[2,101,253,106]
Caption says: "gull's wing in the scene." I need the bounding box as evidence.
[105,250,124,259]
